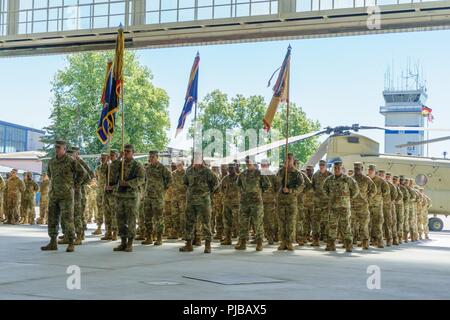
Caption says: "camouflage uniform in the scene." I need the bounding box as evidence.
[311,170,332,241]
[47,154,86,241]
[74,158,93,238]
[21,176,39,224]
[171,168,187,238]
[415,188,424,239]
[323,172,359,247]
[220,173,240,243]
[399,179,410,242]
[136,163,148,238]
[5,175,25,224]
[164,182,174,236]
[422,192,431,239]
[211,172,224,238]
[261,169,278,244]
[183,165,219,242]
[85,184,97,224]
[38,179,50,224]
[143,161,172,242]
[351,170,376,246]
[0,175,5,222]
[406,184,418,241]
[276,166,304,247]
[237,168,270,243]
[302,174,314,241]
[369,175,389,246]
[393,179,404,243]
[388,180,399,244]
[297,171,312,244]
[111,157,145,240]
[95,162,108,231]
[380,177,395,244]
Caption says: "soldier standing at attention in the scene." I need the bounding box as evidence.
[142,151,172,246]
[302,166,314,243]
[399,176,410,243]
[276,154,304,251]
[392,175,404,244]
[104,150,121,240]
[323,161,359,252]
[406,179,419,242]
[5,169,25,225]
[377,170,393,246]
[367,164,389,248]
[311,160,332,246]
[385,172,399,245]
[94,153,108,238]
[37,173,50,225]
[171,160,187,239]
[297,168,312,246]
[21,172,39,224]
[111,144,145,253]
[41,140,86,252]
[351,162,376,249]
[220,163,241,246]
[234,156,270,252]
[261,159,278,245]
[179,153,219,253]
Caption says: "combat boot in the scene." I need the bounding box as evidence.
[58,236,69,245]
[41,237,58,251]
[345,240,353,253]
[386,238,392,247]
[393,237,399,245]
[114,237,127,252]
[377,239,385,249]
[310,235,320,247]
[277,241,287,251]
[362,239,369,250]
[425,234,430,240]
[267,236,274,245]
[297,237,305,246]
[256,239,263,251]
[125,238,133,252]
[74,234,83,246]
[357,241,363,247]
[179,240,194,252]
[81,231,85,241]
[286,241,294,251]
[36,218,43,225]
[204,240,211,254]
[403,233,409,243]
[66,239,75,253]
[330,240,336,251]
[92,226,102,235]
[220,235,232,245]
[154,234,162,246]
[193,237,202,246]
[111,231,117,241]
[101,230,112,241]
[234,239,247,250]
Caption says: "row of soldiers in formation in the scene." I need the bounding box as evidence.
[37,139,432,253]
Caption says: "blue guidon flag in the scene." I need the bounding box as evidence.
[175,52,200,138]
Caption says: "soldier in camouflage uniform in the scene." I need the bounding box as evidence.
[111,144,145,253]
[136,162,147,241]
[234,156,270,251]
[311,160,332,246]
[399,176,410,243]
[94,154,108,237]
[0,174,4,223]
[277,154,304,251]
[415,186,425,240]
[163,165,175,238]
[406,179,419,242]
[302,166,314,243]
[261,159,278,245]
[377,170,393,246]
[351,162,376,249]
[20,172,39,224]
[41,140,86,253]
[220,163,240,245]
[367,164,389,248]
[421,189,431,240]
[37,173,50,225]
[103,150,121,240]
[392,175,404,244]
[171,161,187,239]
[85,179,98,224]
[142,151,172,246]
[323,161,359,252]
[69,147,94,245]
[4,169,25,225]
[297,168,312,245]
[385,172,399,245]
[211,165,224,240]
[179,154,219,253]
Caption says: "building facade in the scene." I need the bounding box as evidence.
[0,120,44,153]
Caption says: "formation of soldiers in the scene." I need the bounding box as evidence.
[1,140,433,254]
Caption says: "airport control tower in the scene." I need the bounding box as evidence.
[380,64,427,156]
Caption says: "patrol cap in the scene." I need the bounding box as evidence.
[67,149,74,155]
[385,172,392,176]
[124,144,134,151]
[378,169,385,174]
[149,150,158,155]
[55,140,66,147]
[393,175,399,180]
[319,160,326,165]
[71,146,80,152]
[11,168,18,173]
[333,160,343,167]
[399,175,405,180]
[306,165,314,169]
[101,153,109,157]
[368,164,376,170]
[110,149,119,155]
[353,162,363,168]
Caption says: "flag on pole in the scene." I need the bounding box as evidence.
[421,105,434,123]
[175,52,200,138]
[96,27,124,144]
[263,46,291,132]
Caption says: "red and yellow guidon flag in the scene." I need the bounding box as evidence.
[263,46,291,131]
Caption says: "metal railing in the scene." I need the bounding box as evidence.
[0,0,446,37]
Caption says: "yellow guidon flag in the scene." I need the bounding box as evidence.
[263,46,291,131]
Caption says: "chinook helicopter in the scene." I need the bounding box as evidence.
[218,124,450,231]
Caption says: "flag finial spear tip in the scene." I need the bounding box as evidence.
[288,44,292,50]
[118,23,124,30]
[196,51,200,57]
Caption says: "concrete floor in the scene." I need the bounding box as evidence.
[0,223,449,300]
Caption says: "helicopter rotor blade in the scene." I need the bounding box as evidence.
[305,137,330,167]
[360,125,450,132]
[396,136,450,148]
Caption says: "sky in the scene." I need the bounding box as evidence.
[1,29,450,158]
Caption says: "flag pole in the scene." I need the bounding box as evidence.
[284,47,291,190]
[193,101,198,163]
[121,84,125,180]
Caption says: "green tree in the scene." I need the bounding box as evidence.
[42,51,170,156]
[272,103,321,164]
